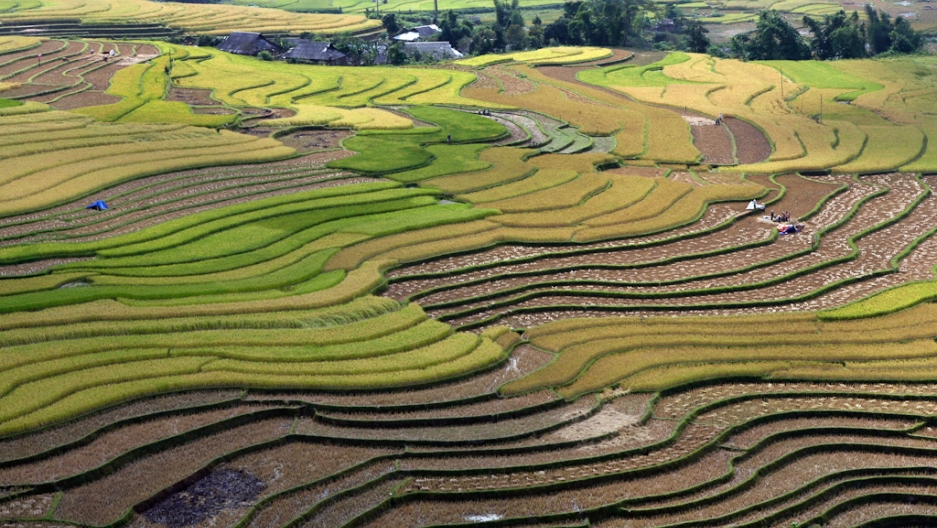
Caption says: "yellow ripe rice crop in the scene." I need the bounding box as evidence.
[457,47,612,67]
[505,303,937,396]
[619,360,814,392]
[459,169,579,203]
[164,46,490,128]
[268,105,413,129]
[426,148,531,194]
[834,125,926,174]
[526,151,616,173]
[0,36,42,53]
[576,178,762,241]
[200,333,480,376]
[643,107,700,163]
[484,173,611,213]
[731,119,865,173]
[464,76,629,137]
[494,174,656,228]
[581,177,692,227]
[0,113,294,216]
[324,219,498,271]
[557,340,937,398]
[901,122,937,173]
[0,0,380,35]
[0,334,506,436]
[771,356,937,382]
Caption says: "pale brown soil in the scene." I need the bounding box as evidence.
[0,257,93,277]
[0,40,68,67]
[0,83,57,98]
[0,493,56,519]
[295,397,596,444]
[488,113,530,145]
[534,49,635,86]
[53,418,293,525]
[437,174,936,327]
[0,41,72,77]
[725,116,772,164]
[241,107,298,127]
[470,71,501,91]
[82,61,126,91]
[0,404,282,486]
[243,460,398,528]
[319,390,559,424]
[275,129,354,152]
[49,90,120,110]
[486,65,536,95]
[302,476,406,528]
[0,390,241,463]
[2,41,159,111]
[7,377,937,526]
[691,121,735,165]
[4,41,87,84]
[606,166,671,178]
[386,173,841,306]
[167,87,221,106]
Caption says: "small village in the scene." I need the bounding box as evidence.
[215,23,462,65]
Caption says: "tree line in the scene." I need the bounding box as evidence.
[732,6,923,60]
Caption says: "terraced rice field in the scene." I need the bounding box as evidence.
[5,41,937,527]
[0,0,379,35]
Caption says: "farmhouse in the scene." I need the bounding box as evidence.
[403,41,463,60]
[393,23,441,42]
[284,40,349,65]
[216,31,283,56]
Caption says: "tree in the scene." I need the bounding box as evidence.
[387,41,409,64]
[684,20,709,53]
[505,22,527,50]
[803,10,866,59]
[257,50,274,61]
[565,0,653,47]
[528,19,545,48]
[731,10,809,60]
[439,10,474,47]
[803,7,922,59]
[382,13,400,35]
[865,5,892,55]
[544,16,573,45]
[890,15,923,53]
[472,26,498,55]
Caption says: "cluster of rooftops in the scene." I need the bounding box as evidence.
[216,26,462,65]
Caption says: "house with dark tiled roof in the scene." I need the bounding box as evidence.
[402,41,463,60]
[217,32,283,56]
[393,24,441,42]
[284,41,349,65]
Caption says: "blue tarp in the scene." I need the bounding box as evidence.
[86,200,108,211]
